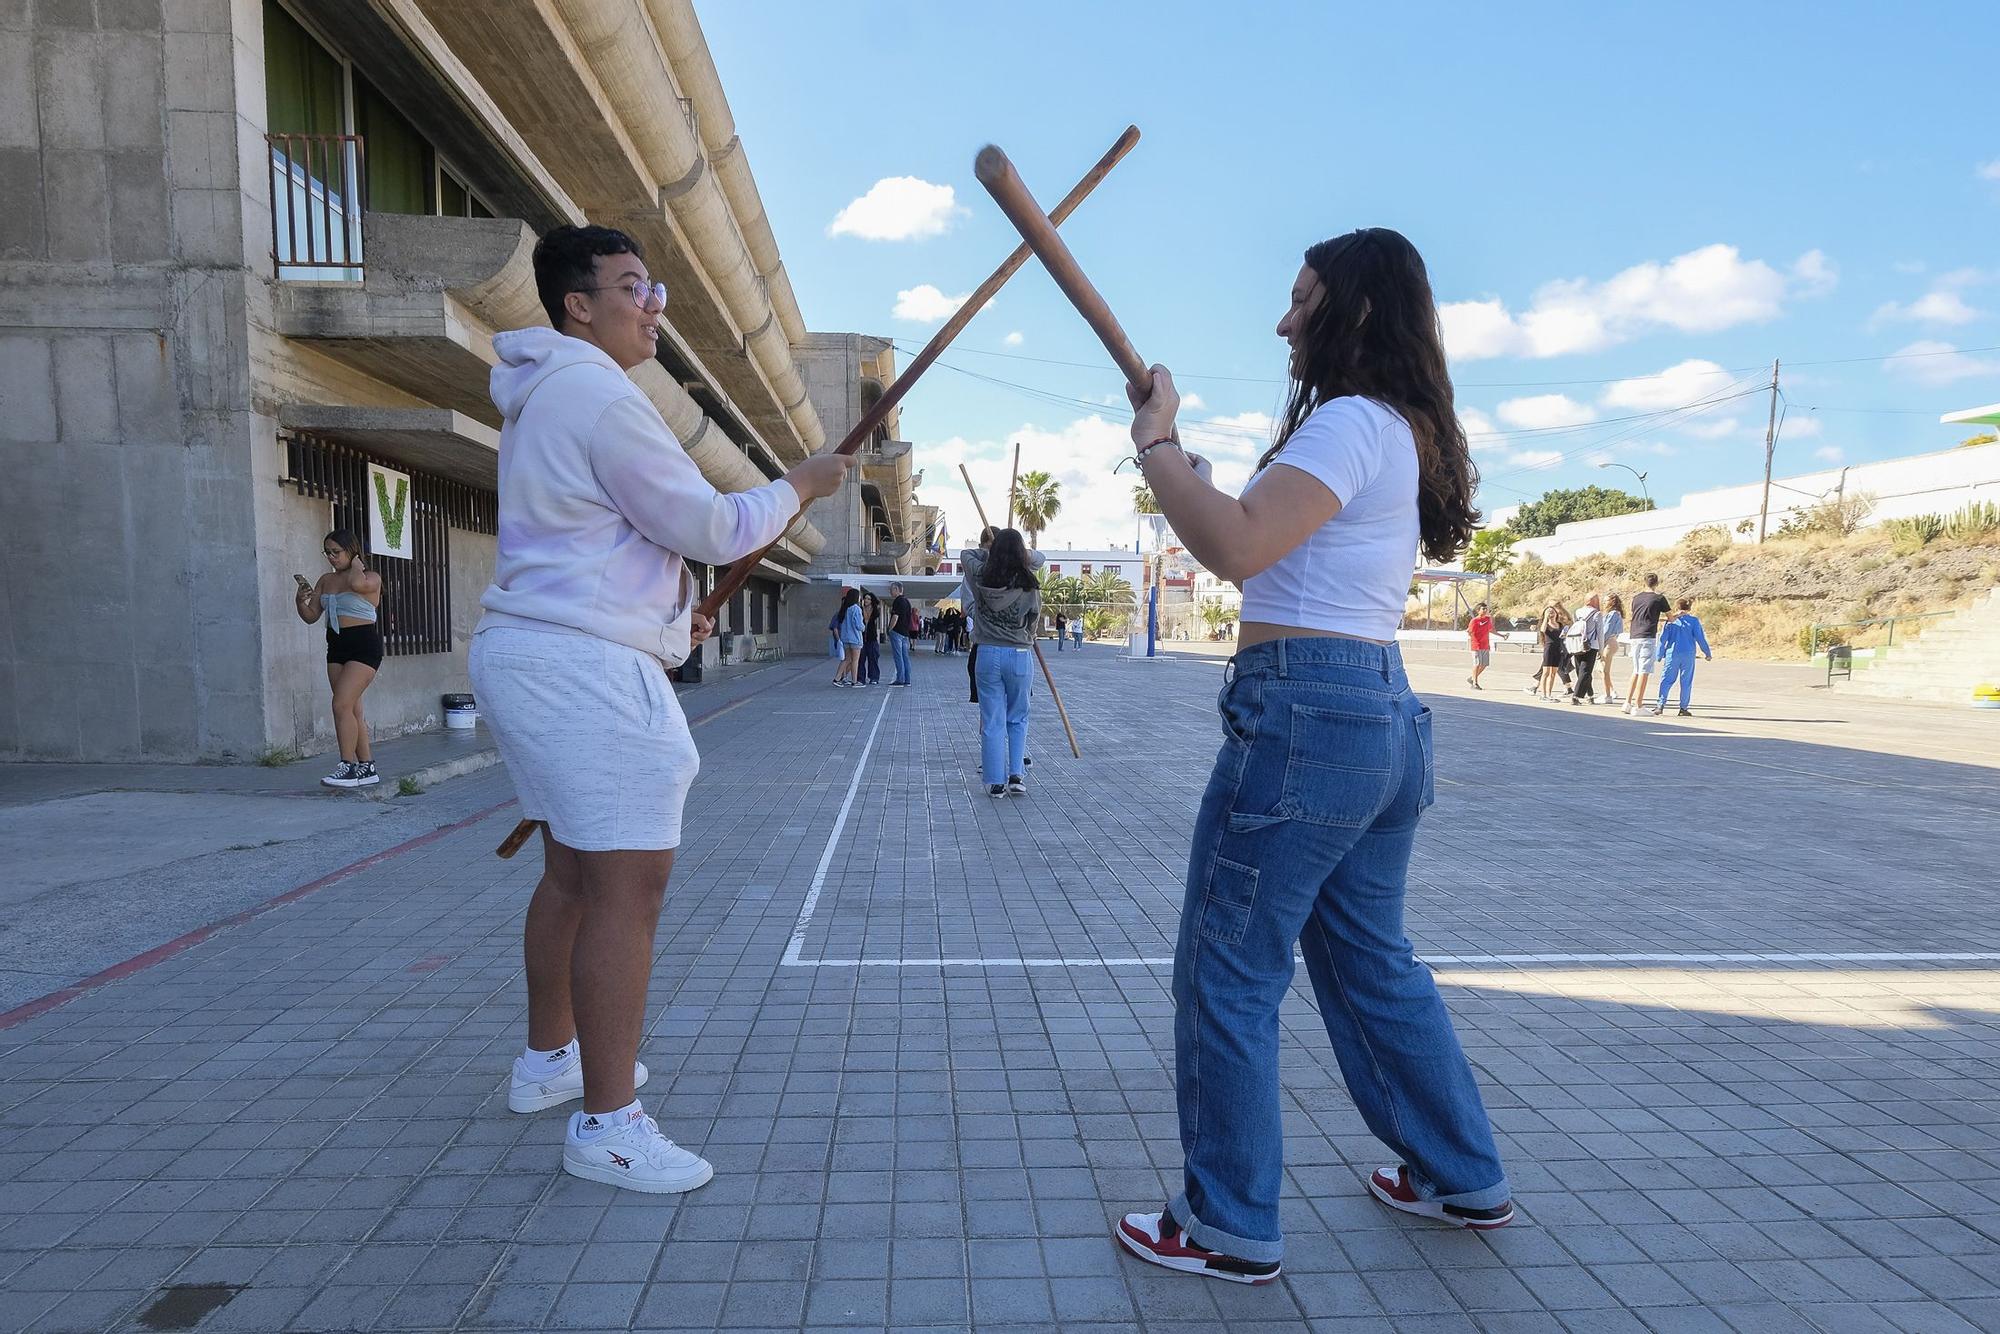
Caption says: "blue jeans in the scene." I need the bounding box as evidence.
[890,631,912,684]
[974,646,1030,784]
[1073,630,1084,650]
[860,638,880,683]
[1657,656,1696,709]
[1055,632,1065,651]
[828,632,841,659]
[1171,637,1509,1263]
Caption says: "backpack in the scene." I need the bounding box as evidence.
[1563,610,1597,654]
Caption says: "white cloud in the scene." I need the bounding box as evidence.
[1508,449,1565,469]
[1496,393,1595,429]
[1180,410,1270,468]
[1887,340,2000,386]
[828,177,965,241]
[1682,416,1743,439]
[1002,330,1024,347]
[892,284,972,323]
[1873,290,1983,326]
[1626,440,1679,457]
[1459,407,1505,453]
[1179,391,1206,411]
[1979,159,2000,183]
[1440,245,1798,362]
[1791,249,1839,298]
[1600,358,1737,410]
[1814,445,1844,463]
[1781,416,1823,439]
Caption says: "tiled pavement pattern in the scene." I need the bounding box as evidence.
[3,649,2000,1332]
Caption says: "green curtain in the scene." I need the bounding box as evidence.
[263,1,342,136]
[355,76,432,214]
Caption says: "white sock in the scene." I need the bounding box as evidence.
[522,1041,575,1071]
[574,1099,641,1138]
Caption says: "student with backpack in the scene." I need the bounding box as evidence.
[1564,595,1605,705]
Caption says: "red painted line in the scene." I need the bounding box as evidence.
[0,796,518,1032]
[0,659,817,1033]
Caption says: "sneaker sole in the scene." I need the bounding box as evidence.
[562,1153,712,1195]
[1115,1221,1280,1285]
[353,774,380,786]
[1368,1177,1514,1230]
[321,778,363,788]
[508,1064,649,1114]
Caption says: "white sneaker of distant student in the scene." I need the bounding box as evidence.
[563,1105,713,1194]
[507,1044,649,1113]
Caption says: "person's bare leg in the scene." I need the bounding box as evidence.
[347,665,375,762]
[331,663,375,762]
[525,831,585,1051]
[570,845,675,1112]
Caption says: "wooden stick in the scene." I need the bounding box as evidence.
[1005,441,1020,530]
[497,129,1140,858]
[496,819,540,860]
[957,466,1082,760]
[692,125,1142,624]
[974,144,1151,393]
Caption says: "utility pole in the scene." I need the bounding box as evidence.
[1756,359,1780,543]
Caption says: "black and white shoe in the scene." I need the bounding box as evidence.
[1006,775,1027,795]
[321,762,364,789]
[353,761,380,787]
[987,784,1008,799]
[1115,1209,1280,1285]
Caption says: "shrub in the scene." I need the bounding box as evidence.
[1777,491,1876,538]
[1885,513,1945,554]
[257,745,300,767]
[1799,623,1849,657]
[1680,524,1730,547]
[1942,500,2000,540]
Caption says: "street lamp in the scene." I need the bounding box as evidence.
[1596,460,1652,507]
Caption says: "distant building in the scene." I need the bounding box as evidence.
[1,0,913,761]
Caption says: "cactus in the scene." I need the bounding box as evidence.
[1942,500,2000,541]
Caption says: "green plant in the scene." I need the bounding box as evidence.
[1734,517,1756,535]
[1010,471,1062,548]
[257,745,300,767]
[1942,500,2000,540]
[397,776,422,797]
[1501,485,1652,538]
[1776,490,1876,538]
[1462,529,1517,575]
[1885,513,1945,554]
[1132,485,1160,514]
[1799,623,1849,657]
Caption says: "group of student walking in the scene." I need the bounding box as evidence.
[1465,572,1715,715]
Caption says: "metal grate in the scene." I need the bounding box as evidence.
[279,432,496,656]
[267,132,366,276]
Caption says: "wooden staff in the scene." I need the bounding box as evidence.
[974,144,1151,393]
[497,127,1139,858]
[958,469,1082,761]
[1005,442,1020,530]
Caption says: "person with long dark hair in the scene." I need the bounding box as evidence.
[859,592,883,686]
[1113,229,1513,1285]
[960,528,1042,797]
[831,588,863,687]
[293,529,384,788]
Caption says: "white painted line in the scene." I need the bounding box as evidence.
[789,949,2000,970]
[779,691,893,967]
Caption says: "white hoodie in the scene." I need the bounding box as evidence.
[477,328,798,666]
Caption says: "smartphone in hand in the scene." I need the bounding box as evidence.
[294,574,312,592]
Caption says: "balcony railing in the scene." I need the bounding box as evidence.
[267,133,366,280]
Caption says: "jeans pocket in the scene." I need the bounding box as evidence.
[1198,855,1260,945]
[1278,701,1395,827]
[1414,705,1437,811]
[1217,675,1257,747]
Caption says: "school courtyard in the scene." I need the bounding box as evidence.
[3,646,1999,1333]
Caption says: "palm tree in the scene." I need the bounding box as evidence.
[1011,471,1061,547]
[1132,484,1160,514]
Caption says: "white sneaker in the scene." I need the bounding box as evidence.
[508,1044,649,1114]
[563,1105,712,1194]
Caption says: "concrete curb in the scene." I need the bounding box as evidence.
[368,745,501,798]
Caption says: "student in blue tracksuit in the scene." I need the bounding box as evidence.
[1650,599,1712,716]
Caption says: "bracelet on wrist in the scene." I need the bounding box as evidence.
[1136,436,1180,464]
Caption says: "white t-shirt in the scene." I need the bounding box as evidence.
[1238,396,1419,641]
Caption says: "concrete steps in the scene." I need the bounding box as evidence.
[1841,587,2000,703]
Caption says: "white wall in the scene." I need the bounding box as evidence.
[1512,441,2000,563]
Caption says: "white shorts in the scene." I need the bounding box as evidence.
[469,626,699,851]
[1629,637,1659,673]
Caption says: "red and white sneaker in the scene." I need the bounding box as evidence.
[1114,1209,1281,1285]
[1368,1166,1514,1229]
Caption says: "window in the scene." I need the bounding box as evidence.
[279,432,497,657]
[355,75,432,215]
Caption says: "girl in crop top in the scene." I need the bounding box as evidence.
[1112,230,1511,1283]
[293,528,384,788]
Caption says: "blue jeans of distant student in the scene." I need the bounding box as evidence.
[975,645,1030,785]
[1656,655,1697,710]
[860,638,881,684]
[890,631,912,684]
[827,631,840,659]
[1170,637,1510,1264]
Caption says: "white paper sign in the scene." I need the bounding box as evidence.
[367,463,413,560]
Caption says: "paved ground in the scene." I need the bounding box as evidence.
[3,645,1999,1332]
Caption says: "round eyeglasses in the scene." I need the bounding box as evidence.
[576,279,668,311]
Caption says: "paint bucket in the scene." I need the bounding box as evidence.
[442,693,478,730]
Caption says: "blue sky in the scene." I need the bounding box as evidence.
[701,2,2000,549]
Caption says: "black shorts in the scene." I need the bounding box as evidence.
[327,622,384,670]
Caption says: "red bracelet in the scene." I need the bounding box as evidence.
[1136,437,1179,463]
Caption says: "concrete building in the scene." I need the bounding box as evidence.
[1494,436,2000,565]
[2,0,912,762]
